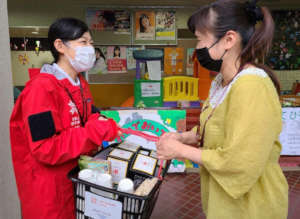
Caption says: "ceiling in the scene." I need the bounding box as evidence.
[71,0,300,8]
[8,0,300,8]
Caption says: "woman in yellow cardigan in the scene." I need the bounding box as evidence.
[156,0,288,218]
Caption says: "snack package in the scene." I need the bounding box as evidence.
[134,177,158,196]
[78,155,111,174]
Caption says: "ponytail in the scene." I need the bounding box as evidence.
[240,7,281,95]
[188,0,281,95]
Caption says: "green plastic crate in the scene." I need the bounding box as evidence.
[134,79,163,107]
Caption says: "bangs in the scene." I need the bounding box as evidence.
[187,6,214,34]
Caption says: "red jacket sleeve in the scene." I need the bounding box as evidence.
[22,77,118,166]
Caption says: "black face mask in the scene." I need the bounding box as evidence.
[196,40,226,73]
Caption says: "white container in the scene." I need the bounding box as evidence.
[78,169,96,184]
[95,173,113,188]
[117,178,134,194]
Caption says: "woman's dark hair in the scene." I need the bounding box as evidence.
[113,46,121,57]
[95,48,106,60]
[139,14,149,33]
[48,17,89,62]
[188,0,280,95]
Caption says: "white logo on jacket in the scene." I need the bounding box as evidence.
[68,100,80,128]
[68,100,78,115]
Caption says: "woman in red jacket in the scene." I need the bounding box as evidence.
[10,18,119,219]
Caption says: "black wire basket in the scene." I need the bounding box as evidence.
[68,144,169,219]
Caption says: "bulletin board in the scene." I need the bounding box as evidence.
[87,8,177,46]
[87,8,180,84]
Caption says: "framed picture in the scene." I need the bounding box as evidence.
[132,154,157,176]
[135,11,155,40]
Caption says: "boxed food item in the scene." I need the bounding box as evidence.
[107,148,134,184]
[78,155,111,174]
[131,154,158,177]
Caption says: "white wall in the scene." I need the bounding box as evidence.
[0,0,21,218]
[11,51,54,86]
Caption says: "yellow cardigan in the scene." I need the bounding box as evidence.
[199,68,288,219]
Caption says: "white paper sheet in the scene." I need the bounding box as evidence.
[280,107,300,155]
[146,60,161,80]
[85,191,122,219]
[141,82,161,97]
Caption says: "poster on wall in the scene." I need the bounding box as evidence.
[164,47,184,75]
[186,48,195,75]
[107,46,127,73]
[135,11,155,40]
[126,47,142,70]
[280,107,300,155]
[88,47,107,74]
[114,10,131,34]
[86,9,116,31]
[18,53,30,65]
[155,11,176,40]
[101,109,186,150]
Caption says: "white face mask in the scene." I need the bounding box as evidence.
[67,45,96,73]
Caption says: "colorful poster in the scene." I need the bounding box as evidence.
[135,11,155,40]
[86,9,116,31]
[88,47,107,74]
[126,47,142,70]
[186,48,195,75]
[107,46,127,73]
[114,10,131,34]
[101,109,186,150]
[164,47,184,75]
[155,11,176,40]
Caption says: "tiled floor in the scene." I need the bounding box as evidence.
[151,171,300,219]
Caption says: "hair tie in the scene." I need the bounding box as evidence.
[245,0,264,25]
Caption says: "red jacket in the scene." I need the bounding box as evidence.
[10,64,118,219]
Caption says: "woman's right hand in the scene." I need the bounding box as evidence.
[161,131,199,145]
[160,132,183,142]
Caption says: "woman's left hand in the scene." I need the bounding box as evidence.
[156,134,182,160]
